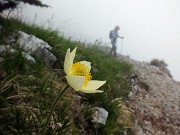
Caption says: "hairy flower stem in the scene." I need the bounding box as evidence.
[42,84,69,134]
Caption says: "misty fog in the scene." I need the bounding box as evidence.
[8,0,180,81]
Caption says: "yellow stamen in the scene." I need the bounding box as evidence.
[69,62,92,86]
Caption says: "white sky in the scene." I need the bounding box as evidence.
[10,0,180,81]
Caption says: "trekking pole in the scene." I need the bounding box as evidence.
[120,38,123,55]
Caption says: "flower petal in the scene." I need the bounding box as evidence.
[65,76,85,91]
[80,89,103,93]
[80,61,91,70]
[64,48,70,75]
[64,47,77,75]
[81,80,106,90]
[69,47,77,65]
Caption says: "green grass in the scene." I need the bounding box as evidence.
[0,16,133,135]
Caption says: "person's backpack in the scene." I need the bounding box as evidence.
[109,30,113,39]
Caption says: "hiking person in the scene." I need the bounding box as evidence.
[109,26,124,57]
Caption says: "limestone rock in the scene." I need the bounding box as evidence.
[91,107,108,126]
[17,31,57,66]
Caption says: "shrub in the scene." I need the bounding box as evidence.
[150,59,167,68]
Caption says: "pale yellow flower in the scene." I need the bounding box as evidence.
[64,47,106,93]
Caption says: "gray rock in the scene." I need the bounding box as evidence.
[0,45,10,55]
[91,107,108,125]
[17,31,57,66]
[0,45,35,62]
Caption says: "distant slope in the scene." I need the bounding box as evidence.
[117,55,180,135]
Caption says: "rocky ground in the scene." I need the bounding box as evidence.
[117,55,180,135]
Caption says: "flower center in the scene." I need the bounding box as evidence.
[69,62,92,86]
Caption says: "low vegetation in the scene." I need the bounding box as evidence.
[150,59,167,68]
[0,16,133,135]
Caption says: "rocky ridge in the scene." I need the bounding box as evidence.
[117,55,180,135]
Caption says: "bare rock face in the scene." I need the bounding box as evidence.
[18,31,57,66]
[117,56,180,135]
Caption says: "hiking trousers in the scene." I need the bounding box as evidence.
[110,39,117,57]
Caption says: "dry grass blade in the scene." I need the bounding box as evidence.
[6,93,26,100]
[0,74,21,95]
